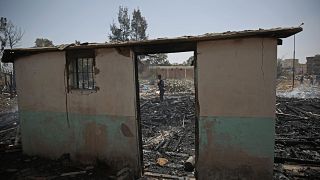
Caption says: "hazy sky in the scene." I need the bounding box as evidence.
[1,0,319,63]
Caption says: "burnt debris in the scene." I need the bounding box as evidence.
[274,97,320,179]
[0,80,319,179]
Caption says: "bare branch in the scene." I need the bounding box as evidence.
[4,21,24,49]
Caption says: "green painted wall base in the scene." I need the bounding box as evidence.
[20,111,139,175]
[197,116,275,180]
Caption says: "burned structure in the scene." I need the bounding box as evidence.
[1,27,302,179]
[307,55,320,75]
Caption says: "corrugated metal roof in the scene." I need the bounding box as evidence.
[1,26,302,63]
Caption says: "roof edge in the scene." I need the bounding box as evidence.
[1,26,302,63]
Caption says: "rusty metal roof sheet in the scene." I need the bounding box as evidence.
[1,26,302,63]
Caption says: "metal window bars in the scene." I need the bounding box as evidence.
[69,57,95,90]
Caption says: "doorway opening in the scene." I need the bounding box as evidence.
[135,51,197,178]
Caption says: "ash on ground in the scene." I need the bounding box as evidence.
[139,79,196,176]
[277,84,320,99]
[274,97,320,179]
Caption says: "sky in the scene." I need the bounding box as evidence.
[0,0,319,63]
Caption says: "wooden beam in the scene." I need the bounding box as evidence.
[133,42,196,55]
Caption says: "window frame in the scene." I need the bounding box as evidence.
[66,49,96,91]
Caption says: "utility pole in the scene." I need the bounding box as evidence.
[292,35,295,89]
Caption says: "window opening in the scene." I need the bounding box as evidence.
[67,50,95,90]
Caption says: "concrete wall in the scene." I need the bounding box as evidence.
[140,66,194,80]
[307,56,320,75]
[196,38,277,179]
[281,59,306,75]
[281,59,298,69]
[15,48,140,176]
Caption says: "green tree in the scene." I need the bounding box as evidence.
[131,8,148,41]
[183,56,194,65]
[75,40,81,45]
[108,7,168,66]
[109,6,131,42]
[108,6,148,42]
[145,54,170,65]
[34,38,54,47]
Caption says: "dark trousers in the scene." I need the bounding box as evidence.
[160,90,164,101]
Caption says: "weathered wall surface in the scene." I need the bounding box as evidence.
[15,48,140,176]
[196,38,277,179]
[15,52,66,112]
[307,56,320,75]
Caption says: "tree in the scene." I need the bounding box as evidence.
[4,21,23,49]
[183,56,194,66]
[0,17,7,72]
[108,6,148,42]
[0,17,7,53]
[108,6,131,42]
[145,54,170,65]
[75,40,81,45]
[108,7,169,66]
[0,18,23,67]
[109,22,122,42]
[1,18,24,51]
[131,8,148,41]
[0,18,23,93]
[34,38,54,47]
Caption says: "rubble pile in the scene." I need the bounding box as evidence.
[274,97,320,179]
[139,79,195,97]
[0,112,19,148]
[164,79,194,93]
[0,93,17,112]
[0,93,19,152]
[0,151,134,180]
[139,80,157,96]
[140,94,195,176]
[139,79,196,176]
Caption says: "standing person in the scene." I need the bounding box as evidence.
[300,75,304,84]
[157,75,165,101]
[310,75,314,85]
